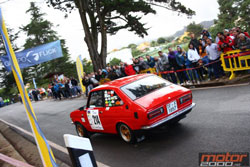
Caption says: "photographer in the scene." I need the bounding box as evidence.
[217,32,234,53]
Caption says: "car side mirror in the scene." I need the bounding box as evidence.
[79,106,86,111]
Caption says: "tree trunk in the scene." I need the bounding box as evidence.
[76,0,106,72]
[96,0,107,68]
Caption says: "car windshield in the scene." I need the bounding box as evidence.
[121,75,171,100]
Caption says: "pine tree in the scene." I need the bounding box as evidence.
[48,0,195,72]
[21,2,75,86]
[209,0,250,38]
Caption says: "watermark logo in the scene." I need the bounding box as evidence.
[199,152,249,167]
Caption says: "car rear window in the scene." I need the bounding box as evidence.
[120,75,171,100]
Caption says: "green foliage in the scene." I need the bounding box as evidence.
[211,0,250,37]
[150,40,157,47]
[109,58,121,66]
[82,58,93,74]
[127,43,137,49]
[157,37,166,44]
[132,49,143,57]
[0,28,19,97]
[186,22,204,38]
[236,0,250,32]
[48,0,195,37]
[21,2,75,86]
[166,36,175,43]
[47,0,195,71]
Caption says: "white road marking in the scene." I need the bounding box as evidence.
[191,82,249,90]
[0,118,110,167]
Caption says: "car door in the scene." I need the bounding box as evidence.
[85,90,106,132]
[100,89,126,133]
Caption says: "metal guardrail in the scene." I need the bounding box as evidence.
[220,49,250,80]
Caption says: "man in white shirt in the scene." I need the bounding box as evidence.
[206,38,224,80]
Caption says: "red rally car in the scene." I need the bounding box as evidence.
[70,74,195,143]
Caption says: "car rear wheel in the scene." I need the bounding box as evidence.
[118,123,135,144]
[75,123,89,138]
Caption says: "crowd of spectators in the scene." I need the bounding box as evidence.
[26,75,82,101]
[81,27,250,91]
[23,27,250,101]
[47,76,82,100]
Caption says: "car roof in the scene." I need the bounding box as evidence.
[93,74,153,90]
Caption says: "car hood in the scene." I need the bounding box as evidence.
[134,84,190,110]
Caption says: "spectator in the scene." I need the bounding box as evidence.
[176,46,190,85]
[95,70,102,81]
[32,89,39,101]
[236,27,250,38]
[146,55,155,68]
[107,67,118,80]
[236,33,250,50]
[140,57,150,71]
[119,62,127,77]
[82,75,90,97]
[206,38,224,80]
[158,51,172,81]
[190,33,200,52]
[89,73,99,88]
[124,62,136,76]
[198,39,207,58]
[224,29,235,40]
[201,30,211,39]
[217,32,234,52]
[71,77,81,95]
[168,47,179,84]
[232,29,241,48]
[64,80,71,98]
[114,65,123,78]
[132,58,140,73]
[187,43,202,84]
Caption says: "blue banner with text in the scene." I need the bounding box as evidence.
[0,40,63,72]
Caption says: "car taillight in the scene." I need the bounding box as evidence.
[179,93,192,104]
[147,107,164,119]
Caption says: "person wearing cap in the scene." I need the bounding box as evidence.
[236,33,250,67]
[236,33,250,50]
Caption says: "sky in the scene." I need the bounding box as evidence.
[0,0,220,61]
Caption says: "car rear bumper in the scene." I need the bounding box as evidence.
[141,103,196,130]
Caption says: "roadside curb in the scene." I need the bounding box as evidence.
[0,120,70,167]
[184,74,250,89]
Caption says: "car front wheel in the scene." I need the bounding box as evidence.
[117,123,135,144]
[75,123,89,138]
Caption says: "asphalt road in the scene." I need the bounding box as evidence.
[0,84,250,167]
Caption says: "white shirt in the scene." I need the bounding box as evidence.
[187,49,200,62]
[206,43,220,60]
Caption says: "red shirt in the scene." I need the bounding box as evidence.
[218,36,234,52]
[244,32,250,38]
[125,65,136,76]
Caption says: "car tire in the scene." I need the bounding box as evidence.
[75,123,89,138]
[117,123,135,144]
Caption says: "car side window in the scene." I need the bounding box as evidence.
[88,91,104,108]
[104,90,124,107]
